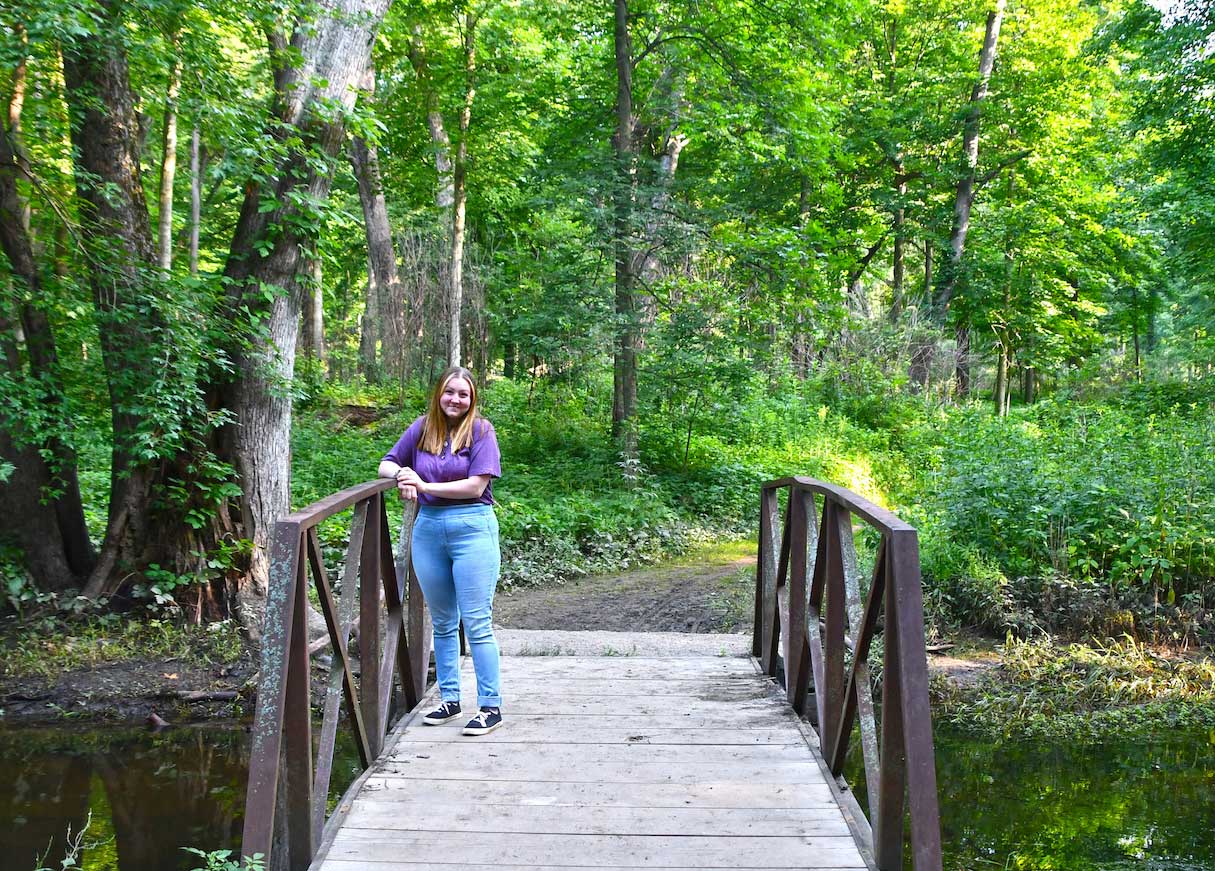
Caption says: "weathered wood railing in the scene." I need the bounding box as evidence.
[241,479,428,871]
[753,476,942,871]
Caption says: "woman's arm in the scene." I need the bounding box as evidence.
[378,460,419,501]
[395,467,491,499]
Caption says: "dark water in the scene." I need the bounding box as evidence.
[0,724,363,871]
[846,724,1215,871]
[929,725,1215,871]
[2,721,1213,870]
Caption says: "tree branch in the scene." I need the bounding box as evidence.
[978,148,1031,187]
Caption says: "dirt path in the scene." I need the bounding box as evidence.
[495,541,758,634]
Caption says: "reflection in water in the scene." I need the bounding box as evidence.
[0,725,363,871]
[1,726,247,871]
[848,724,1215,870]
[3,720,1214,870]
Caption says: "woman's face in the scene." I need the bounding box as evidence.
[439,376,473,421]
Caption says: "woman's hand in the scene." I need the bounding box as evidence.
[395,466,427,496]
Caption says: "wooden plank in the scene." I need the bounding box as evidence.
[374,758,830,784]
[453,677,774,696]
[325,831,866,868]
[320,864,867,871]
[480,687,775,701]
[408,696,789,716]
[384,741,813,766]
[310,653,872,871]
[397,711,797,729]
[342,801,854,837]
[392,724,800,745]
[488,657,755,677]
[356,778,840,809]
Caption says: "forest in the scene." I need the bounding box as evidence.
[0,0,1213,646]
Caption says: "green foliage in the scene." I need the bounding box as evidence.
[938,635,1215,741]
[182,849,264,871]
[911,381,1215,639]
[0,614,245,679]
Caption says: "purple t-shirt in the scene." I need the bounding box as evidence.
[382,416,501,507]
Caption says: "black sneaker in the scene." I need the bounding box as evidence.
[422,700,462,725]
[462,707,502,736]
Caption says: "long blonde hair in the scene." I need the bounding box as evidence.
[419,365,481,454]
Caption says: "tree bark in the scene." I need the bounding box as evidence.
[299,250,324,363]
[217,0,390,629]
[889,163,907,322]
[157,29,181,271]
[0,48,95,589]
[954,322,971,397]
[934,0,1006,316]
[62,3,169,600]
[407,28,454,211]
[189,124,202,276]
[359,274,379,379]
[448,13,477,368]
[351,66,406,380]
[611,0,639,466]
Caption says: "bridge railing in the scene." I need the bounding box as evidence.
[754,476,942,871]
[241,479,428,871]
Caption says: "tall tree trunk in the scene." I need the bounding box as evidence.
[954,322,971,397]
[448,13,476,367]
[1022,365,1036,404]
[611,0,639,467]
[298,250,324,363]
[993,336,1010,416]
[157,31,180,271]
[62,4,173,600]
[359,274,379,379]
[189,124,202,276]
[214,0,390,628]
[934,0,1005,317]
[792,175,812,376]
[889,164,907,322]
[0,41,95,590]
[351,66,406,380]
[408,28,454,211]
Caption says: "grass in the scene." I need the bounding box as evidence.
[936,635,1215,741]
[0,614,246,680]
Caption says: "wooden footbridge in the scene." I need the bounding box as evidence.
[241,477,942,871]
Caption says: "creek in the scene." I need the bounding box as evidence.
[1,720,1213,870]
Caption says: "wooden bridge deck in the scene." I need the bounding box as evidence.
[313,654,870,870]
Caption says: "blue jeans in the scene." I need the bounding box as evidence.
[411,504,502,709]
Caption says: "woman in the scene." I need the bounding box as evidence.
[378,366,503,736]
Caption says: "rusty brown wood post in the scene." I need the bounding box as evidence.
[282,543,316,866]
[752,490,770,659]
[822,500,848,750]
[891,529,943,869]
[876,542,908,870]
[785,488,811,714]
[360,492,385,756]
[758,487,780,676]
[241,520,303,868]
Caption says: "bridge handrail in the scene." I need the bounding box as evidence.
[241,479,429,871]
[754,476,942,871]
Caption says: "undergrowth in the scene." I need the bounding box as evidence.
[937,636,1215,740]
[0,613,245,679]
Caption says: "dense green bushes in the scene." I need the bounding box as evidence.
[910,382,1215,642]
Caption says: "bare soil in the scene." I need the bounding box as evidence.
[495,549,758,634]
[0,655,255,725]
